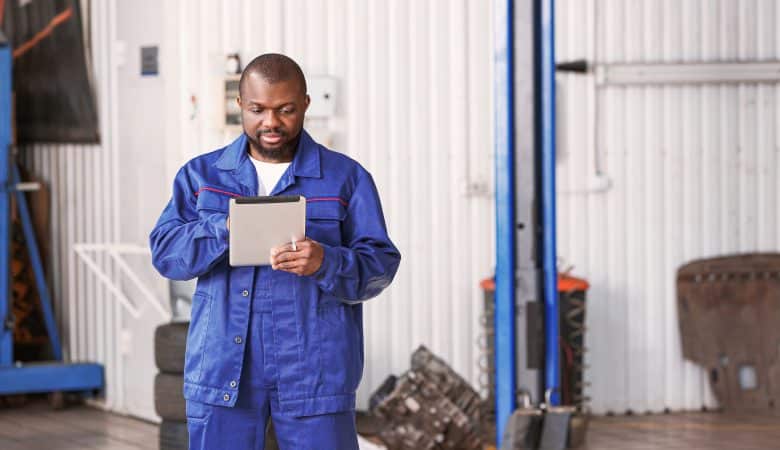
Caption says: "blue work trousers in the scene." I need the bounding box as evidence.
[186,299,359,450]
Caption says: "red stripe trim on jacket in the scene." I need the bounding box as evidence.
[194,187,242,197]
[306,197,348,206]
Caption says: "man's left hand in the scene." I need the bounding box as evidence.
[270,238,324,276]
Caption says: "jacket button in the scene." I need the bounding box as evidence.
[234,336,243,344]
[230,380,237,388]
[223,393,230,402]
[241,289,249,297]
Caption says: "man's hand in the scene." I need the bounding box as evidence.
[270,238,324,276]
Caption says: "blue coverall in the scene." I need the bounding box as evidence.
[150,131,401,449]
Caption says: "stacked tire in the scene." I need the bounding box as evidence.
[155,322,189,450]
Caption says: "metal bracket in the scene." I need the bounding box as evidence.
[73,243,171,321]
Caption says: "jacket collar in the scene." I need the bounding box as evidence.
[213,129,322,179]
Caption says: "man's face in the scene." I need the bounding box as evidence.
[238,73,309,162]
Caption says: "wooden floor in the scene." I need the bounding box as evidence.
[0,400,158,450]
[581,411,780,450]
[2,401,780,449]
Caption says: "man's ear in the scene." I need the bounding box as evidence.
[236,96,242,108]
[303,94,311,111]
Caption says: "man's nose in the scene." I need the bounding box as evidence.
[262,110,281,129]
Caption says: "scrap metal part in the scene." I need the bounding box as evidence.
[374,371,484,449]
[411,346,490,422]
[677,253,780,414]
[372,346,489,449]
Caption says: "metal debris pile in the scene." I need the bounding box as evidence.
[362,346,492,450]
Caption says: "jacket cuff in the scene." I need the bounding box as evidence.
[312,242,338,291]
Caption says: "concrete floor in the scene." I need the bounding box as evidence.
[2,401,780,449]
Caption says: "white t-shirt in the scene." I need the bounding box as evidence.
[249,156,291,195]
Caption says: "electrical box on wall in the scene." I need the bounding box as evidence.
[141,46,159,76]
[306,76,337,118]
[223,75,241,129]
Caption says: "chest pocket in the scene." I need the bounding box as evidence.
[306,200,346,246]
[195,187,233,216]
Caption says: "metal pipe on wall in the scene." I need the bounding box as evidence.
[494,0,516,443]
[537,0,561,406]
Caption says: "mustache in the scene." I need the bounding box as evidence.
[256,128,287,138]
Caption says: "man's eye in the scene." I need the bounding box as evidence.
[250,109,262,114]
[281,108,294,114]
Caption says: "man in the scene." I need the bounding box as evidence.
[150,53,401,449]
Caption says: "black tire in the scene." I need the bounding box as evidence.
[155,322,189,374]
[159,420,188,450]
[155,373,186,421]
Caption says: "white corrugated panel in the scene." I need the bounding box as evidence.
[556,0,779,413]
[207,0,496,407]
[25,0,777,420]
[23,0,495,417]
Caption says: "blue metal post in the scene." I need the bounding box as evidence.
[538,0,560,405]
[494,0,516,444]
[0,38,12,367]
[13,166,63,360]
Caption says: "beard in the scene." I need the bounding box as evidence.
[245,129,301,162]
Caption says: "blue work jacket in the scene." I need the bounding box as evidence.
[149,131,401,417]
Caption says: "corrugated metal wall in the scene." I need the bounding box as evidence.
[203,0,497,408]
[24,0,774,419]
[556,0,779,413]
[21,0,496,416]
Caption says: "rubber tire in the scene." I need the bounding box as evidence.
[155,322,189,374]
[159,420,188,450]
[155,373,186,421]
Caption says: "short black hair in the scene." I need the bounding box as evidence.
[239,53,307,96]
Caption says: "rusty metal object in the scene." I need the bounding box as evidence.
[677,254,780,413]
[411,346,490,423]
[372,346,489,449]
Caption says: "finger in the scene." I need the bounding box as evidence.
[273,249,306,264]
[277,258,306,269]
[271,242,297,256]
[275,260,307,273]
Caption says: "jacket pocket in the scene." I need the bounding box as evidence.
[316,301,362,394]
[306,200,346,246]
[195,186,234,214]
[184,292,212,383]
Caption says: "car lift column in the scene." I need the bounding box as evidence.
[494,0,517,443]
[495,0,559,444]
[514,0,543,412]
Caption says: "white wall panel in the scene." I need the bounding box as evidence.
[23,0,495,418]
[556,0,780,414]
[28,0,773,419]
[173,0,495,409]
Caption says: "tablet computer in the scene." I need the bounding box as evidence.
[228,195,306,267]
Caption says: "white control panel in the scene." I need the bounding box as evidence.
[306,76,338,118]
